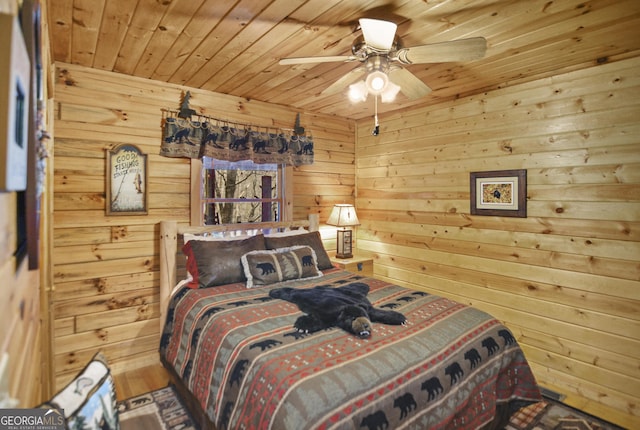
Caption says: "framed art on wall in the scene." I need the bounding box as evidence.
[0,12,30,191]
[106,144,148,215]
[470,169,527,217]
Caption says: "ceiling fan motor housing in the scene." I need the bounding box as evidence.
[351,35,402,58]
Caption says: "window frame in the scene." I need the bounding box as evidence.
[190,158,293,226]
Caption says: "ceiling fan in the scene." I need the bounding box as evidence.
[279,18,487,104]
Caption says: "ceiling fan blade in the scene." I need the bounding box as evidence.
[279,55,357,66]
[359,18,397,50]
[395,37,487,64]
[321,67,366,96]
[389,68,432,100]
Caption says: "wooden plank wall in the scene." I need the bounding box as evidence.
[50,63,355,389]
[0,196,42,406]
[355,56,640,428]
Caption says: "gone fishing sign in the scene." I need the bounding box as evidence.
[106,144,148,215]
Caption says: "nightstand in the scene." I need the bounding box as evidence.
[331,255,373,277]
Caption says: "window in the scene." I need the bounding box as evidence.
[195,157,288,225]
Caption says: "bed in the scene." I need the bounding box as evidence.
[159,215,541,429]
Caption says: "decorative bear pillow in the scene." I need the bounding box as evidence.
[241,245,323,288]
[264,231,333,271]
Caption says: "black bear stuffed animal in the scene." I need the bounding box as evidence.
[269,282,407,338]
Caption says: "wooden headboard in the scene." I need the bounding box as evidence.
[159,214,319,332]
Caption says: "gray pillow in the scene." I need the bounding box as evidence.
[183,234,266,288]
[264,231,333,270]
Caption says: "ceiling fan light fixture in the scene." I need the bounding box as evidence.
[380,80,401,103]
[359,18,397,51]
[365,70,389,95]
[348,81,368,103]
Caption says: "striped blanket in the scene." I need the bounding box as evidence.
[160,269,541,430]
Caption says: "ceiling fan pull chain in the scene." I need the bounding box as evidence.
[372,95,380,136]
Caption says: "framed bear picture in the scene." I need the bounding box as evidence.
[470,169,527,218]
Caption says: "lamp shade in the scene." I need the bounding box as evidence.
[380,80,401,103]
[326,204,360,227]
[365,70,389,95]
[348,80,368,103]
[359,18,397,50]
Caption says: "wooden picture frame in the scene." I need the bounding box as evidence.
[470,169,527,217]
[106,144,148,215]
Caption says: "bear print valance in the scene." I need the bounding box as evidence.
[160,110,314,166]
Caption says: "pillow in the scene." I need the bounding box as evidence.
[242,245,323,288]
[183,232,227,242]
[264,228,309,238]
[39,352,118,430]
[184,227,306,243]
[182,234,266,288]
[264,231,333,270]
[183,230,258,242]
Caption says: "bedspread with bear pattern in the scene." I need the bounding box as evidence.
[160,268,541,430]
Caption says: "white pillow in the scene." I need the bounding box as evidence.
[184,227,307,243]
[264,228,309,238]
[183,231,257,243]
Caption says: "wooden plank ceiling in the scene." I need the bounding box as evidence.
[45,0,640,120]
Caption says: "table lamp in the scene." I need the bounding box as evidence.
[326,204,360,258]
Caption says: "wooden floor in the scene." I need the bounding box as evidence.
[113,363,171,401]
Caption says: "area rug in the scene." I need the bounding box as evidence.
[505,397,626,430]
[118,386,625,430]
[118,385,197,430]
